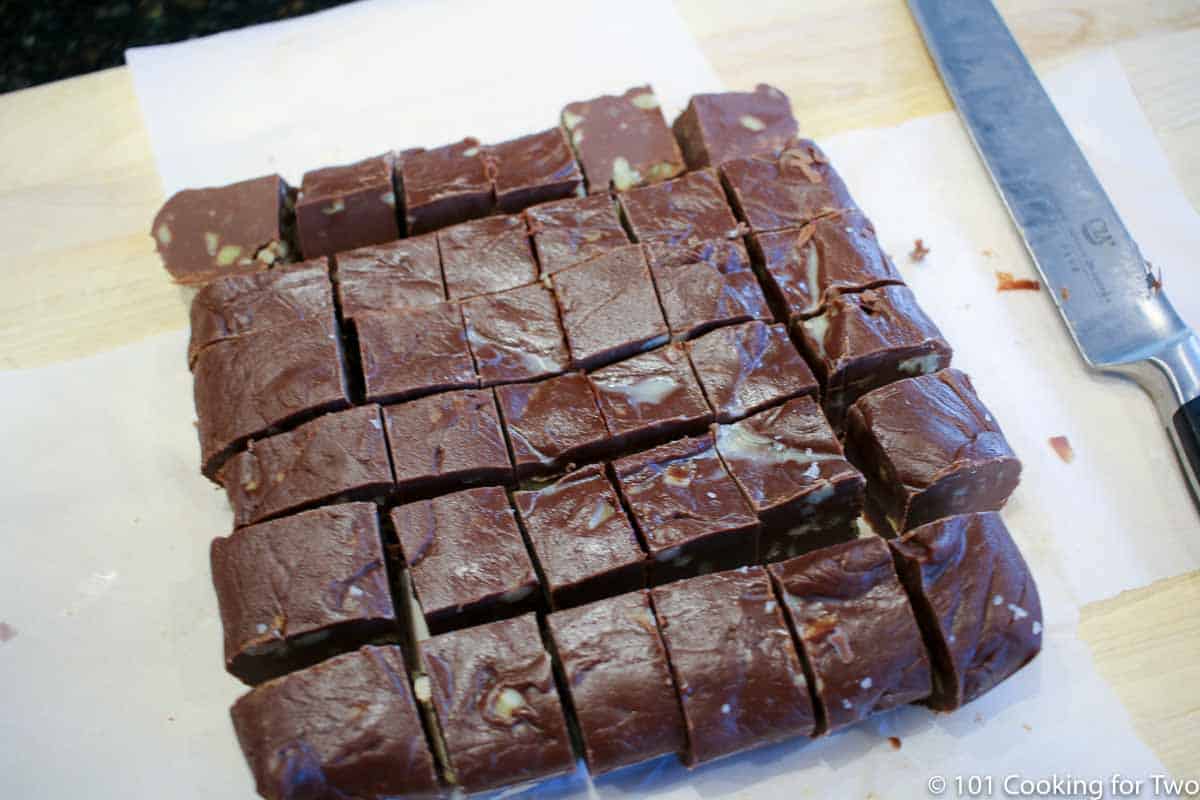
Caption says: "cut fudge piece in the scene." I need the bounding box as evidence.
[384,388,512,499]
[845,368,1020,532]
[686,320,818,423]
[495,372,610,479]
[392,487,539,634]
[613,433,759,583]
[672,84,800,169]
[652,260,771,341]
[295,154,399,258]
[491,127,584,213]
[437,214,539,300]
[462,283,569,385]
[418,614,574,792]
[194,317,350,478]
[644,237,752,275]
[618,169,740,247]
[400,138,494,235]
[720,140,856,233]
[187,258,334,367]
[562,85,685,193]
[651,567,815,766]
[551,245,669,369]
[748,210,904,321]
[151,173,294,285]
[230,646,439,800]
[716,397,865,562]
[524,193,630,276]
[334,234,444,319]
[795,284,953,427]
[514,464,644,610]
[546,591,684,773]
[890,512,1043,710]
[355,301,477,404]
[218,404,393,527]
[211,502,397,685]
[768,537,931,733]
[589,344,712,452]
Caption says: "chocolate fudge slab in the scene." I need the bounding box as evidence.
[618,169,740,247]
[491,127,584,213]
[890,512,1043,710]
[384,388,513,499]
[546,591,684,773]
[686,320,818,423]
[672,84,800,169]
[562,85,686,193]
[589,344,712,452]
[418,614,574,792]
[437,214,539,300]
[525,193,630,276]
[392,487,538,634]
[845,368,1020,532]
[514,464,645,610]
[651,567,815,766]
[151,173,294,285]
[551,245,669,369]
[716,397,865,562]
[720,140,856,233]
[355,302,478,404]
[187,258,334,367]
[796,284,953,427]
[295,154,399,259]
[652,260,771,341]
[768,537,931,733]
[495,372,610,479]
[334,234,445,319]
[218,404,393,528]
[231,646,440,800]
[462,283,569,385]
[194,317,350,478]
[400,138,494,235]
[614,433,759,583]
[211,502,397,685]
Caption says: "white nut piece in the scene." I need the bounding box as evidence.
[414,675,432,703]
[462,146,480,158]
[492,687,526,722]
[321,198,346,216]
[611,157,643,192]
[380,191,396,207]
[562,110,583,130]
[216,245,243,266]
[739,114,766,132]
[155,224,172,247]
[204,232,220,257]
[631,92,660,110]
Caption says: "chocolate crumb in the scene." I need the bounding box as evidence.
[1059,287,1070,302]
[981,248,993,258]
[996,271,1040,292]
[909,238,930,262]
[1147,263,1162,294]
[1049,435,1074,463]
[0,622,16,643]
[1022,723,1033,732]
[888,736,902,750]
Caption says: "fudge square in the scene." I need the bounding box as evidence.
[748,209,904,321]
[494,372,610,479]
[651,258,771,341]
[890,511,1043,710]
[230,646,439,800]
[392,486,539,635]
[618,169,740,247]
[551,244,669,369]
[613,433,759,584]
[672,84,800,169]
[399,137,494,235]
[437,214,539,300]
[525,193,630,276]
[514,464,645,610]
[354,301,477,404]
[845,368,1021,532]
[768,537,932,734]
[546,591,685,774]
[795,284,953,427]
[720,139,857,233]
[295,154,399,258]
[490,127,584,213]
[334,234,444,319]
[562,84,685,193]
[686,320,818,423]
[716,396,865,562]
[462,282,569,386]
[218,404,393,528]
[210,502,397,685]
[151,173,294,285]
[383,388,513,499]
[650,566,815,766]
[418,614,574,793]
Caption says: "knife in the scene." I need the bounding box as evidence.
[908,0,1200,505]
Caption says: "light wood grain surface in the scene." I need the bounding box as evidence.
[0,0,1196,777]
